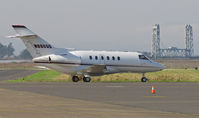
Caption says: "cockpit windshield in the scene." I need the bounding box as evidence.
[139,55,149,60]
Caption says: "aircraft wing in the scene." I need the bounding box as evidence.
[78,65,107,74]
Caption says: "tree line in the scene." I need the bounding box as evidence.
[0,42,32,60]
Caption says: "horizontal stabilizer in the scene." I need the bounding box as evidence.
[6,34,37,38]
[12,24,35,36]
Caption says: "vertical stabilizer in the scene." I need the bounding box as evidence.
[11,25,56,58]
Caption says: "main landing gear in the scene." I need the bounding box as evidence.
[72,74,147,82]
[141,73,148,82]
[72,76,80,82]
[72,76,91,82]
[83,77,91,82]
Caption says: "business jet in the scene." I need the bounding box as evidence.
[8,25,164,82]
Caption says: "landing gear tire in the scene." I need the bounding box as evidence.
[141,77,147,82]
[72,76,79,82]
[83,77,91,82]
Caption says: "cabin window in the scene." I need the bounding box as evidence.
[101,56,104,60]
[107,56,110,60]
[40,44,43,48]
[117,56,120,60]
[43,45,46,48]
[49,45,52,48]
[34,44,37,48]
[89,56,92,60]
[139,55,149,60]
[37,44,40,48]
[95,56,98,60]
[112,56,115,60]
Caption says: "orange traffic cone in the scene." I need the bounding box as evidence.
[152,85,155,94]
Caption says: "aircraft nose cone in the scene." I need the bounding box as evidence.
[153,62,165,71]
[158,63,165,70]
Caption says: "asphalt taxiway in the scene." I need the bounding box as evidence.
[0,82,198,118]
[0,70,39,81]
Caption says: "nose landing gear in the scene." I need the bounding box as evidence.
[141,73,148,82]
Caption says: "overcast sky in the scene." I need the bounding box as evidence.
[1,0,199,55]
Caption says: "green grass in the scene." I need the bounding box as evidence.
[146,69,199,82]
[92,69,199,82]
[8,69,199,82]
[8,70,63,82]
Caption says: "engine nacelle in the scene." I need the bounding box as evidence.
[32,54,81,64]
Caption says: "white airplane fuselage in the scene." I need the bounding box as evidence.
[9,25,165,82]
[33,50,164,76]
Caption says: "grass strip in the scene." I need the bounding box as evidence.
[8,69,199,82]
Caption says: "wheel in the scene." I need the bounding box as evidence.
[141,77,147,82]
[72,76,79,82]
[83,77,91,82]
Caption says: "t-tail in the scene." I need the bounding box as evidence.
[8,25,60,58]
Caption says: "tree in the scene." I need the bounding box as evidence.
[18,49,32,59]
[0,42,15,59]
[7,43,15,57]
[0,43,6,58]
